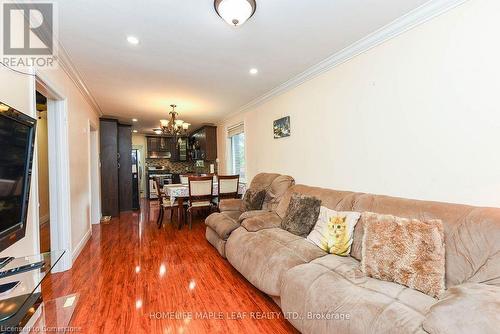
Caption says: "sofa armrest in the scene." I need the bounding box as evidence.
[241,212,282,232]
[423,283,500,334]
[219,198,242,212]
[205,213,240,240]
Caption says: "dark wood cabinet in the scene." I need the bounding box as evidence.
[146,136,189,161]
[118,124,132,211]
[190,126,217,161]
[146,137,158,152]
[177,137,188,162]
[147,136,172,159]
[100,119,119,216]
[100,119,133,216]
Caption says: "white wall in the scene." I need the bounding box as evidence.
[0,67,38,257]
[0,62,100,258]
[218,0,500,208]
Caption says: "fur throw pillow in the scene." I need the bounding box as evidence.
[241,189,266,212]
[360,212,445,298]
[281,193,321,237]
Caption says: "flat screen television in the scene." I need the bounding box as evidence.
[0,101,36,252]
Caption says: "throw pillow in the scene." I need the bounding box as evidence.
[307,207,361,256]
[360,212,445,298]
[281,193,321,237]
[240,189,266,212]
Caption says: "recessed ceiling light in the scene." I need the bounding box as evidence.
[132,130,138,133]
[249,68,258,75]
[127,36,139,45]
[132,118,138,122]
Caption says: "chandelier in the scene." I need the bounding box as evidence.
[154,104,190,136]
[214,0,257,26]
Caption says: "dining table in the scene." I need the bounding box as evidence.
[163,182,247,228]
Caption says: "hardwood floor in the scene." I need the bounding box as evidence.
[41,200,297,333]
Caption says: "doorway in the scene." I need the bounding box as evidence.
[35,74,72,272]
[36,91,51,253]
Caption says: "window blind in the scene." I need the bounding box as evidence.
[227,122,244,137]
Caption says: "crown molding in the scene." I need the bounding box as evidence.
[225,0,469,121]
[57,43,103,116]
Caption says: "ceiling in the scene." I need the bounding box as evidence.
[55,0,429,133]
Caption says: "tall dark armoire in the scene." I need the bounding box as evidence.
[99,119,132,216]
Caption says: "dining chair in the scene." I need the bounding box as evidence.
[216,175,239,210]
[154,177,178,229]
[187,176,215,229]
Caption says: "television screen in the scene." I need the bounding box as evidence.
[0,102,36,250]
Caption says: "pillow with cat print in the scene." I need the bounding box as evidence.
[307,207,361,256]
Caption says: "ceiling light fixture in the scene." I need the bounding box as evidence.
[153,104,190,136]
[132,118,138,122]
[132,130,138,133]
[249,68,258,75]
[127,35,139,45]
[214,0,256,26]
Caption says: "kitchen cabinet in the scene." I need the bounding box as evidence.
[176,137,188,162]
[100,119,133,216]
[189,126,217,161]
[147,136,172,159]
[118,124,133,211]
[100,119,119,216]
[147,136,189,161]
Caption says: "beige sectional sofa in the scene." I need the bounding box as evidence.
[205,173,294,258]
[205,176,500,334]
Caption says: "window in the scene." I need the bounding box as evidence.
[228,123,245,181]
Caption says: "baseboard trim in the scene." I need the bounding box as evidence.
[72,228,92,261]
[225,0,469,119]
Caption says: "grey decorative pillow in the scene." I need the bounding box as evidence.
[281,193,321,237]
[241,189,266,212]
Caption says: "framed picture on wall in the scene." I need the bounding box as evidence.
[273,116,290,139]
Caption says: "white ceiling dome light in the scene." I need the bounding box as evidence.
[214,0,257,26]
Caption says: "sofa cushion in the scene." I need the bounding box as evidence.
[205,212,240,240]
[225,227,326,296]
[262,175,295,212]
[224,210,241,222]
[276,184,358,219]
[351,194,500,288]
[248,173,281,192]
[238,210,271,223]
[281,254,436,334]
[241,212,282,232]
[281,193,321,237]
[219,198,242,212]
[423,283,500,334]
